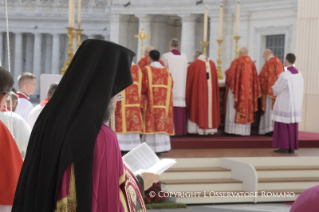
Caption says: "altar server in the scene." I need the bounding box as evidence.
[162,38,188,136]
[272,53,303,153]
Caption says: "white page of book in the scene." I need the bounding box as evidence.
[123,142,160,173]
[147,158,176,175]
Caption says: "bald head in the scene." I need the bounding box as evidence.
[239,47,248,57]
[144,46,154,57]
[263,49,273,61]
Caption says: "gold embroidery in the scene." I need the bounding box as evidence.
[55,164,77,212]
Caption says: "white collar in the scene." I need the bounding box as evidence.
[267,56,274,61]
[150,61,164,68]
[17,91,29,98]
[198,54,209,61]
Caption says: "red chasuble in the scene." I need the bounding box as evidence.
[141,66,174,135]
[186,58,220,129]
[0,120,23,205]
[115,65,143,134]
[138,55,165,70]
[259,57,284,112]
[225,56,262,124]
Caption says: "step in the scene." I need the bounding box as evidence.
[161,179,243,192]
[258,177,319,190]
[256,166,319,178]
[255,166,319,171]
[169,158,220,168]
[161,167,231,180]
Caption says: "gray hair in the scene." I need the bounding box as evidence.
[194,50,202,58]
[169,38,180,48]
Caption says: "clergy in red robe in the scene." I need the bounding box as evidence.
[258,49,284,135]
[186,53,220,135]
[225,47,262,136]
[141,50,174,154]
[138,45,165,69]
[0,67,23,212]
[115,64,143,153]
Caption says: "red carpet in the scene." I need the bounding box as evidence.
[171,131,319,149]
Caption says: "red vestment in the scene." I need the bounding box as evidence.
[186,58,220,129]
[138,55,165,70]
[0,120,23,205]
[259,57,284,112]
[141,66,174,135]
[115,65,143,133]
[225,56,262,124]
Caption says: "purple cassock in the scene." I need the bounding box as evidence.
[272,66,300,150]
[290,185,319,212]
[56,124,146,212]
[171,49,187,136]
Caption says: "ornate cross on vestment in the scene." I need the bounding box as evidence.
[135,28,151,59]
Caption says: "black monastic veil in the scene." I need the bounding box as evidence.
[12,40,135,212]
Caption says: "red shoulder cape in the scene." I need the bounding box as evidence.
[0,120,23,205]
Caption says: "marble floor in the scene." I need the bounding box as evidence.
[148,203,292,212]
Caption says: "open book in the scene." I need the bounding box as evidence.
[123,142,176,175]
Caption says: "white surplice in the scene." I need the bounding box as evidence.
[117,133,141,151]
[0,111,31,158]
[225,90,251,136]
[0,206,11,212]
[28,104,45,128]
[259,95,274,134]
[142,133,171,153]
[15,91,33,123]
[272,69,304,124]
[161,52,188,107]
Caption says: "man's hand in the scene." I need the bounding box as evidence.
[139,170,160,191]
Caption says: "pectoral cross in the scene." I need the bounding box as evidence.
[135,28,151,60]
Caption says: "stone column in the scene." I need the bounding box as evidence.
[109,14,120,43]
[14,33,23,88]
[119,16,130,48]
[208,16,219,62]
[51,33,60,74]
[136,15,153,62]
[33,33,42,94]
[0,32,3,66]
[45,35,52,74]
[151,16,168,56]
[179,14,197,62]
[25,34,34,73]
[295,0,319,133]
[88,34,95,39]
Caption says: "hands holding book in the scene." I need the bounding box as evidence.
[139,170,160,190]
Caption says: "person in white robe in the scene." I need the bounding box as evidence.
[162,38,188,136]
[272,53,304,153]
[15,73,37,122]
[28,82,58,128]
[0,92,31,158]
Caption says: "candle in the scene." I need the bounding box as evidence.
[78,0,81,27]
[203,5,208,42]
[235,1,240,36]
[68,0,75,28]
[219,4,223,39]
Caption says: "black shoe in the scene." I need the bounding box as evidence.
[288,149,295,154]
[274,149,289,153]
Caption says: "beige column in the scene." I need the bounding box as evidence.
[14,33,23,88]
[179,14,197,62]
[295,0,319,133]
